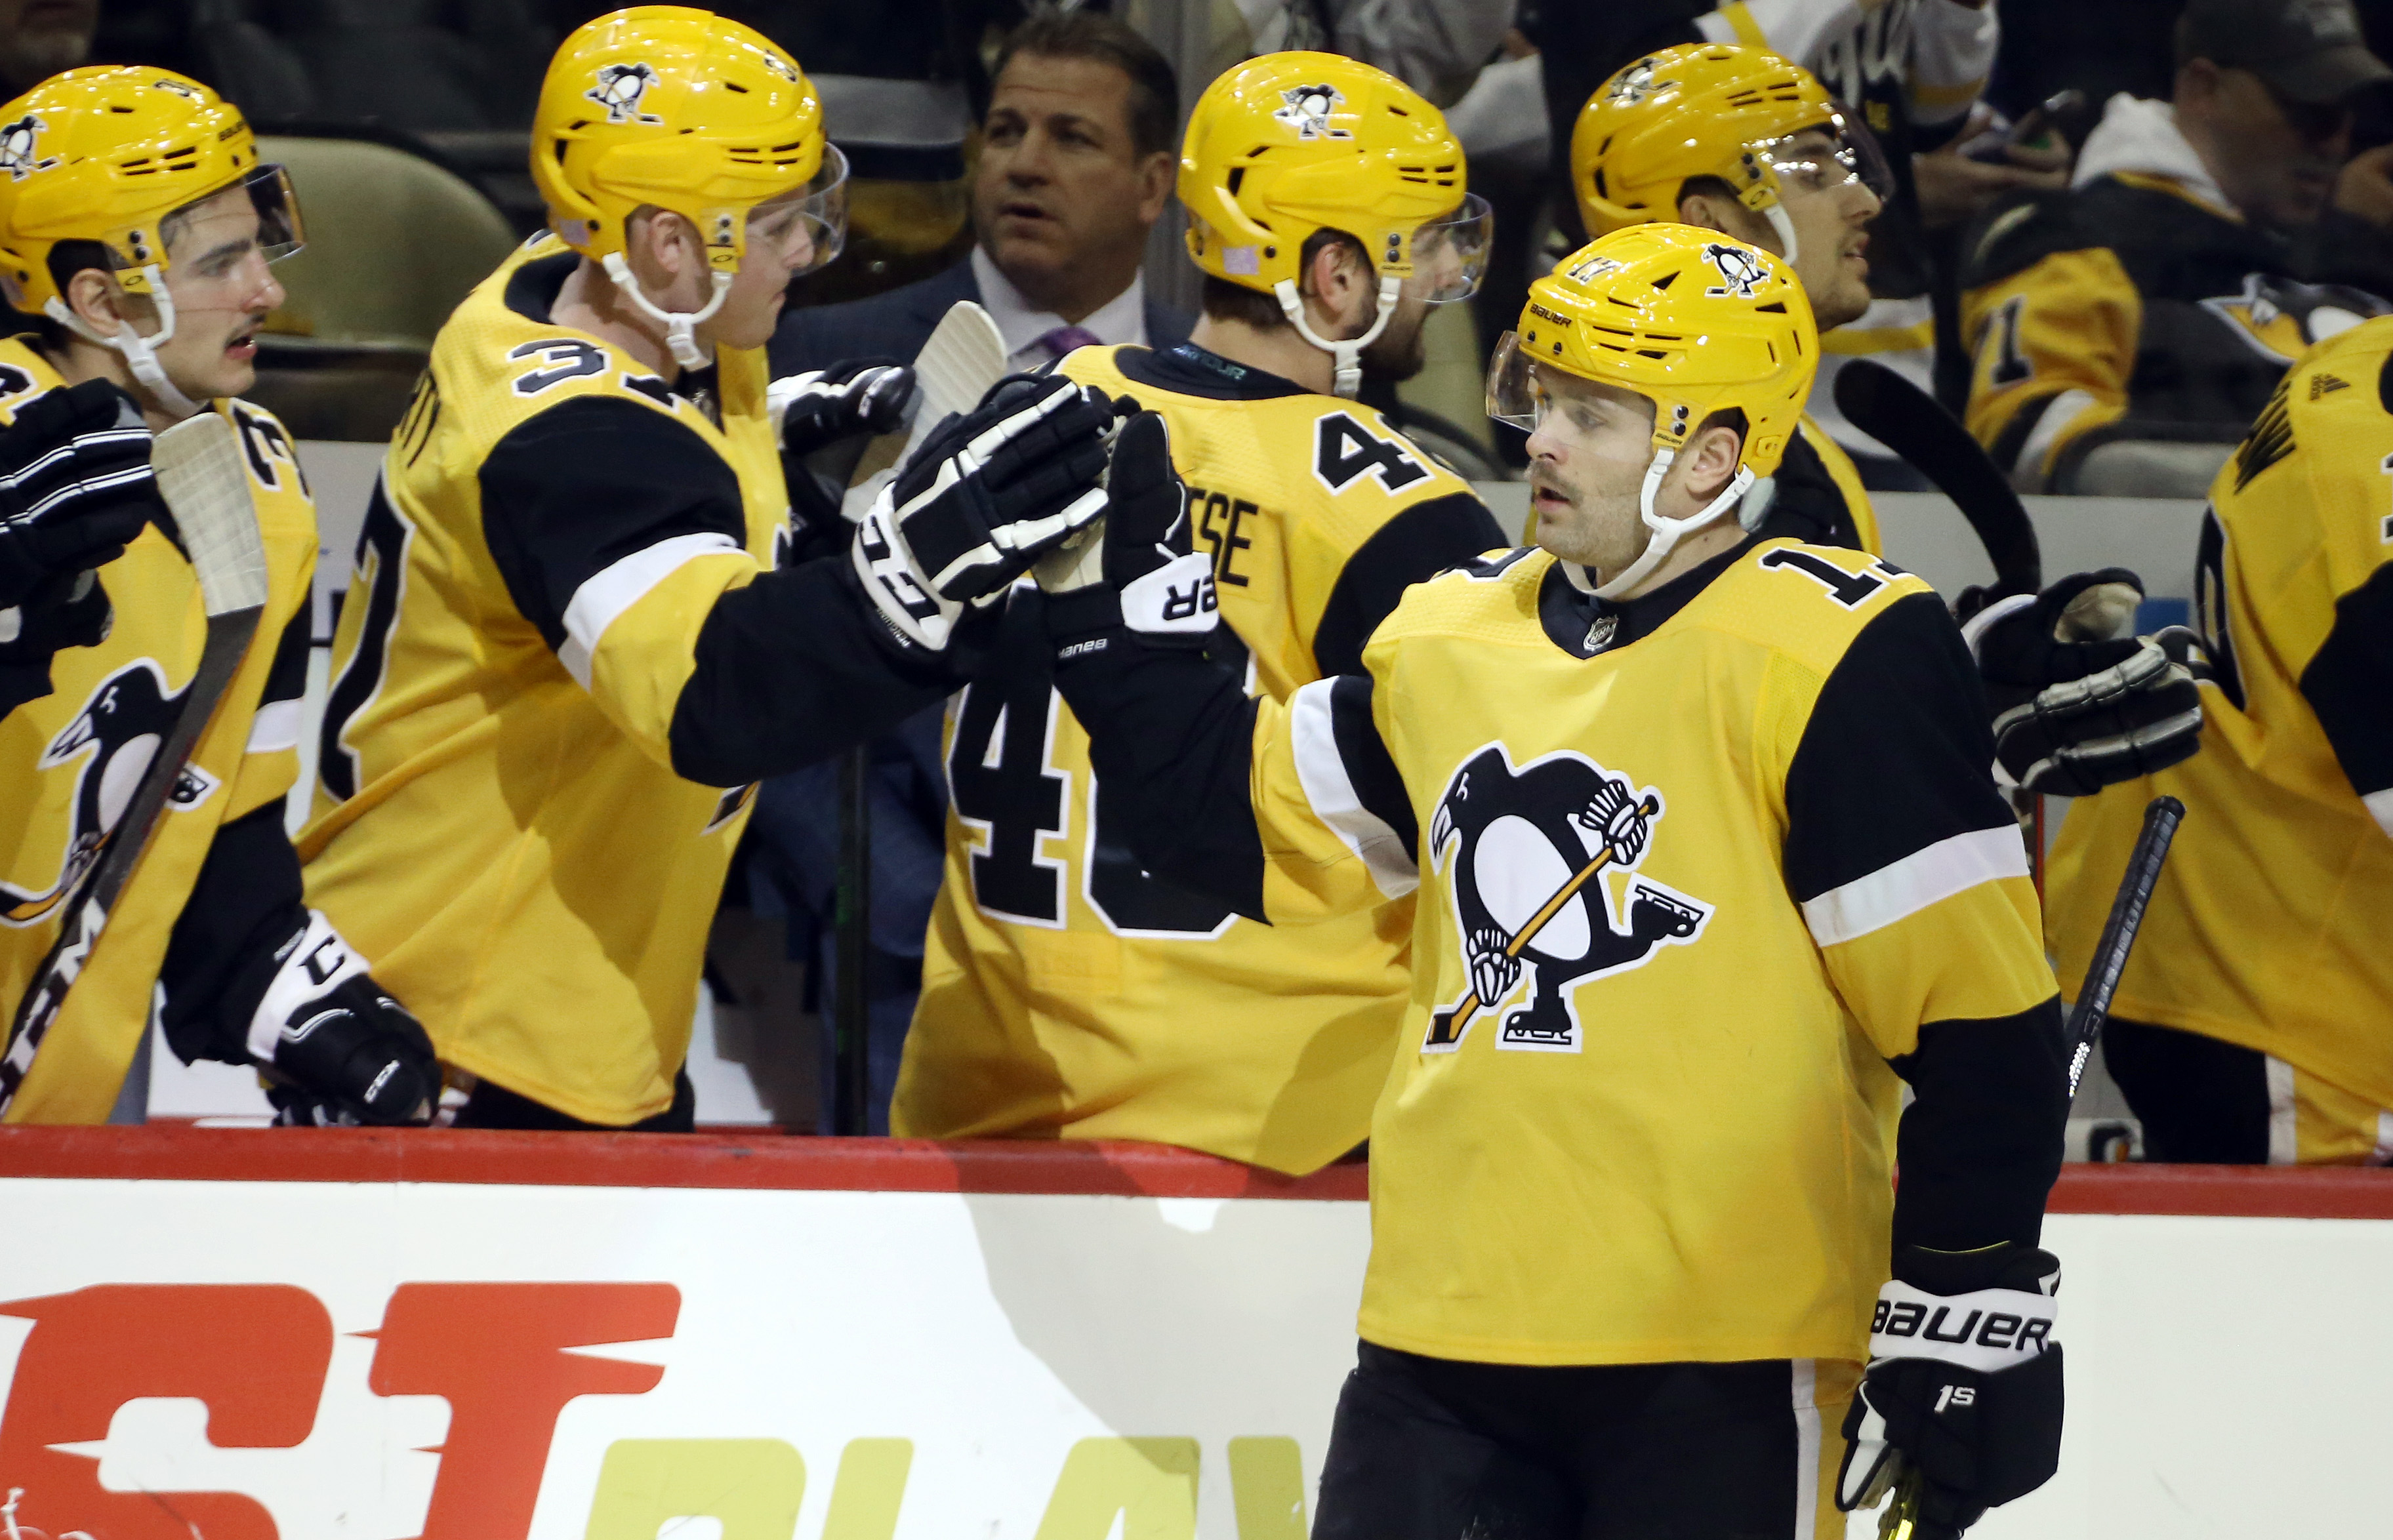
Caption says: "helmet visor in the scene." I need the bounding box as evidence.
[749,141,849,277]
[1485,331,1658,459]
[1402,192,1492,304]
[142,164,305,304]
[1752,110,1894,205]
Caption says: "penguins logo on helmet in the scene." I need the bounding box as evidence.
[0,115,59,182]
[585,62,665,125]
[1702,241,1769,300]
[1606,57,1665,106]
[1273,83,1351,142]
[1423,744,1713,1054]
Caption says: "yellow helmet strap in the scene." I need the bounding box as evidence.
[41,268,204,420]
[600,251,733,371]
[1589,445,1755,600]
[1272,271,1402,399]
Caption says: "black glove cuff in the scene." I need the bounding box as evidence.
[1042,584,1127,661]
[1892,1241,2060,1296]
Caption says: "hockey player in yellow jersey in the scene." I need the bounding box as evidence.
[302,7,1115,1129]
[1037,226,2070,1539]
[2049,319,2393,1164]
[1572,43,1887,552]
[0,67,439,1126]
[893,52,1505,1174]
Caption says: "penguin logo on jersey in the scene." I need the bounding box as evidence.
[1274,84,1350,141]
[0,115,59,181]
[1702,242,1769,300]
[586,62,665,125]
[2199,272,2389,365]
[2,661,218,927]
[1423,744,1711,1053]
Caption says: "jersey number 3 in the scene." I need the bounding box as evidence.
[948,676,1235,938]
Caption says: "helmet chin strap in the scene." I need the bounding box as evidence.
[1589,446,1755,600]
[1763,203,1801,269]
[45,269,205,420]
[602,253,733,371]
[1273,272,1401,399]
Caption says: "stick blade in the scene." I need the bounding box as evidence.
[914,300,1009,420]
[153,411,268,616]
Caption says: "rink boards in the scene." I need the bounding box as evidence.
[0,1130,2388,1540]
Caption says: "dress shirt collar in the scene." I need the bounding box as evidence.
[970,244,1148,366]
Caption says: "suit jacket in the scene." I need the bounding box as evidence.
[767,253,1194,376]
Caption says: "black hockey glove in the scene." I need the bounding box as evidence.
[1959,569,2205,796]
[245,911,439,1126]
[770,357,914,456]
[1038,409,1219,655]
[0,380,158,656]
[850,372,1112,653]
[1838,1242,2064,1540]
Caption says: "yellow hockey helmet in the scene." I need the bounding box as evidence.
[0,66,303,415]
[533,6,846,365]
[1488,225,1818,595]
[1570,44,1885,264]
[1179,51,1490,395]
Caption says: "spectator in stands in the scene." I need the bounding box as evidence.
[750,10,1188,1130]
[0,0,92,94]
[1961,0,2393,491]
[771,11,1187,378]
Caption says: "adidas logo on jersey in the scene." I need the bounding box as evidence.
[1423,744,1713,1054]
[2310,372,2351,399]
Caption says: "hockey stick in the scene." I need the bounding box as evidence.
[1423,795,1659,1048]
[1876,794,2184,1539]
[0,413,267,1118]
[1832,359,2041,597]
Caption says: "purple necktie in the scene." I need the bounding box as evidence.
[1034,325,1104,359]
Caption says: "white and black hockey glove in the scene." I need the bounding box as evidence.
[1037,409,1218,655]
[1959,569,2205,796]
[0,380,159,659]
[245,911,440,1127]
[769,357,914,456]
[1839,1242,2064,1540]
[851,372,1113,654]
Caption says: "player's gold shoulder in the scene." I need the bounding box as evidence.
[1692,538,1933,672]
[0,338,65,426]
[2283,314,2393,420]
[1370,544,1547,647]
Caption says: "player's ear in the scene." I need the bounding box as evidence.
[63,265,126,338]
[1681,419,1745,501]
[1676,190,1732,233]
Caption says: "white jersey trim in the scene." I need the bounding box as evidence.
[1791,1358,1820,1540]
[245,697,304,754]
[1290,678,1418,900]
[558,532,742,690]
[2362,786,2393,840]
[1801,824,2028,947]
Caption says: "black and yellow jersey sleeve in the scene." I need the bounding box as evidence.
[1961,228,2137,488]
[2047,320,2393,1112]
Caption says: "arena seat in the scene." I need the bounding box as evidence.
[250,132,518,441]
[2049,420,2241,499]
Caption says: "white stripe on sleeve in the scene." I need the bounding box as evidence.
[1801,824,2029,947]
[557,532,743,689]
[1289,677,1418,900]
[245,697,304,754]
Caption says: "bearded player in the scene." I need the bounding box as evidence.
[1037,226,2069,1538]
[301,7,1113,1131]
[893,52,1507,1176]
[0,67,437,1125]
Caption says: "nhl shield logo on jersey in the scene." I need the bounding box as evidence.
[1701,242,1769,300]
[1423,744,1711,1054]
[1273,83,1350,141]
[586,62,665,125]
[0,114,60,181]
[3,660,218,927]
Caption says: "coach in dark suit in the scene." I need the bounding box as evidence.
[771,10,1191,382]
[752,11,1187,1131]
